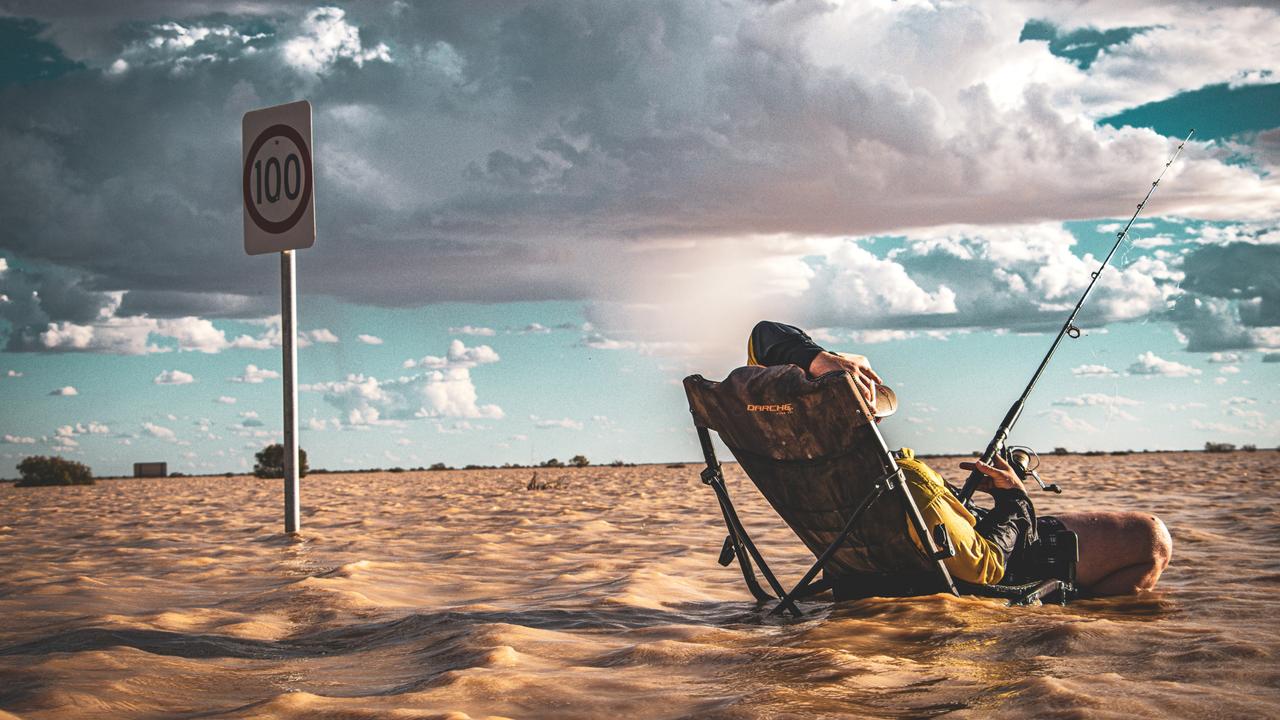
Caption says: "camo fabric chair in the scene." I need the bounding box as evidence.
[683,364,1076,616]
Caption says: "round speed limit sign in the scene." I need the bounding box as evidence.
[242,100,316,255]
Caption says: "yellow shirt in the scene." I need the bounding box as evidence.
[897,448,1007,585]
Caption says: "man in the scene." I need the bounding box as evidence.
[748,320,1173,596]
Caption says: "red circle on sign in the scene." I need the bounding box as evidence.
[243,124,312,235]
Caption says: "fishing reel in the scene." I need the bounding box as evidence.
[1000,445,1062,494]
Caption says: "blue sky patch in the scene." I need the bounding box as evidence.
[1102,82,1280,140]
[1019,20,1151,69]
[0,18,83,86]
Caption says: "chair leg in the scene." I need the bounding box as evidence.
[696,425,787,605]
[769,479,889,617]
[710,481,772,603]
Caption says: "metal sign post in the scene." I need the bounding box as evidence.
[243,100,315,534]
[280,250,300,532]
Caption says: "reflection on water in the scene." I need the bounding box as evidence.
[1,452,1278,718]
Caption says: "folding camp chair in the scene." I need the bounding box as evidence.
[684,365,1077,617]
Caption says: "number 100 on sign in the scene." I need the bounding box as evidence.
[242,100,316,255]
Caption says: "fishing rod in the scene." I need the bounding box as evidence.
[956,129,1195,504]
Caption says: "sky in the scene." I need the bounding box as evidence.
[0,0,1277,477]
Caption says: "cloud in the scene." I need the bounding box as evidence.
[307,416,341,431]
[49,386,78,396]
[1040,409,1099,433]
[56,422,110,437]
[848,329,916,344]
[1,1,1278,363]
[1071,364,1119,377]
[6,370,23,377]
[356,334,384,345]
[215,396,237,404]
[532,415,584,431]
[450,325,496,337]
[1167,243,1280,352]
[403,339,500,369]
[304,329,340,344]
[231,364,280,383]
[516,323,550,335]
[282,7,391,75]
[1223,396,1256,406]
[154,369,195,385]
[1208,352,1242,363]
[1053,393,1141,407]
[1127,351,1202,377]
[142,422,176,440]
[3,434,36,444]
[306,368,504,425]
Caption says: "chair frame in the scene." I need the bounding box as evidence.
[693,416,1076,616]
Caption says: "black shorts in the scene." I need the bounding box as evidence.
[1003,515,1069,584]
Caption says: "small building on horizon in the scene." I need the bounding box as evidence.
[133,462,167,478]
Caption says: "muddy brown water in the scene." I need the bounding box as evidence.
[2,452,1278,718]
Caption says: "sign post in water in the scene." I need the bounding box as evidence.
[242,100,315,533]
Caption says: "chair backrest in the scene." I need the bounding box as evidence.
[684,365,934,578]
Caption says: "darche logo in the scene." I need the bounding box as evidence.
[747,403,793,414]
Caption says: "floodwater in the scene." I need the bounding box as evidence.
[1,451,1278,718]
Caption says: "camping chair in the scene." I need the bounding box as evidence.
[683,365,1078,617]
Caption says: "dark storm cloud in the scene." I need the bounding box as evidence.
[1166,242,1280,352]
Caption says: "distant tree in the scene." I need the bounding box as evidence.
[429,462,449,471]
[253,443,309,478]
[540,458,564,468]
[1052,447,1069,456]
[609,459,625,467]
[569,454,590,468]
[1204,442,1236,453]
[1241,444,1257,452]
[16,456,94,487]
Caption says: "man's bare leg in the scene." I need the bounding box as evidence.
[1053,511,1173,595]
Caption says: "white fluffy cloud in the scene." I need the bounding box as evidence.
[1071,364,1119,377]
[231,364,280,383]
[142,422,176,440]
[532,416,584,431]
[403,340,500,369]
[49,386,78,396]
[450,325,496,337]
[3,434,36,444]
[282,7,391,75]
[1053,393,1141,407]
[154,369,194,385]
[1041,409,1100,433]
[215,396,237,404]
[356,334,384,345]
[1127,351,1202,377]
[56,422,109,437]
[306,369,503,425]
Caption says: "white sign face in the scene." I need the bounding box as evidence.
[242,100,315,255]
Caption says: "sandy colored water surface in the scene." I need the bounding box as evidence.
[2,451,1279,718]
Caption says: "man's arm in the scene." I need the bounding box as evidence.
[748,321,881,404]
[961,456,1036,572]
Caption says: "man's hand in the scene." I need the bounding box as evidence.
[808,351,881,407]
[958,454,1026,495]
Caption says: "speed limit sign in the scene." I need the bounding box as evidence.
[242,100,315,255]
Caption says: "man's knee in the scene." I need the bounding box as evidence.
[1126,512,1172,589]
[1148,514,1173,569]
